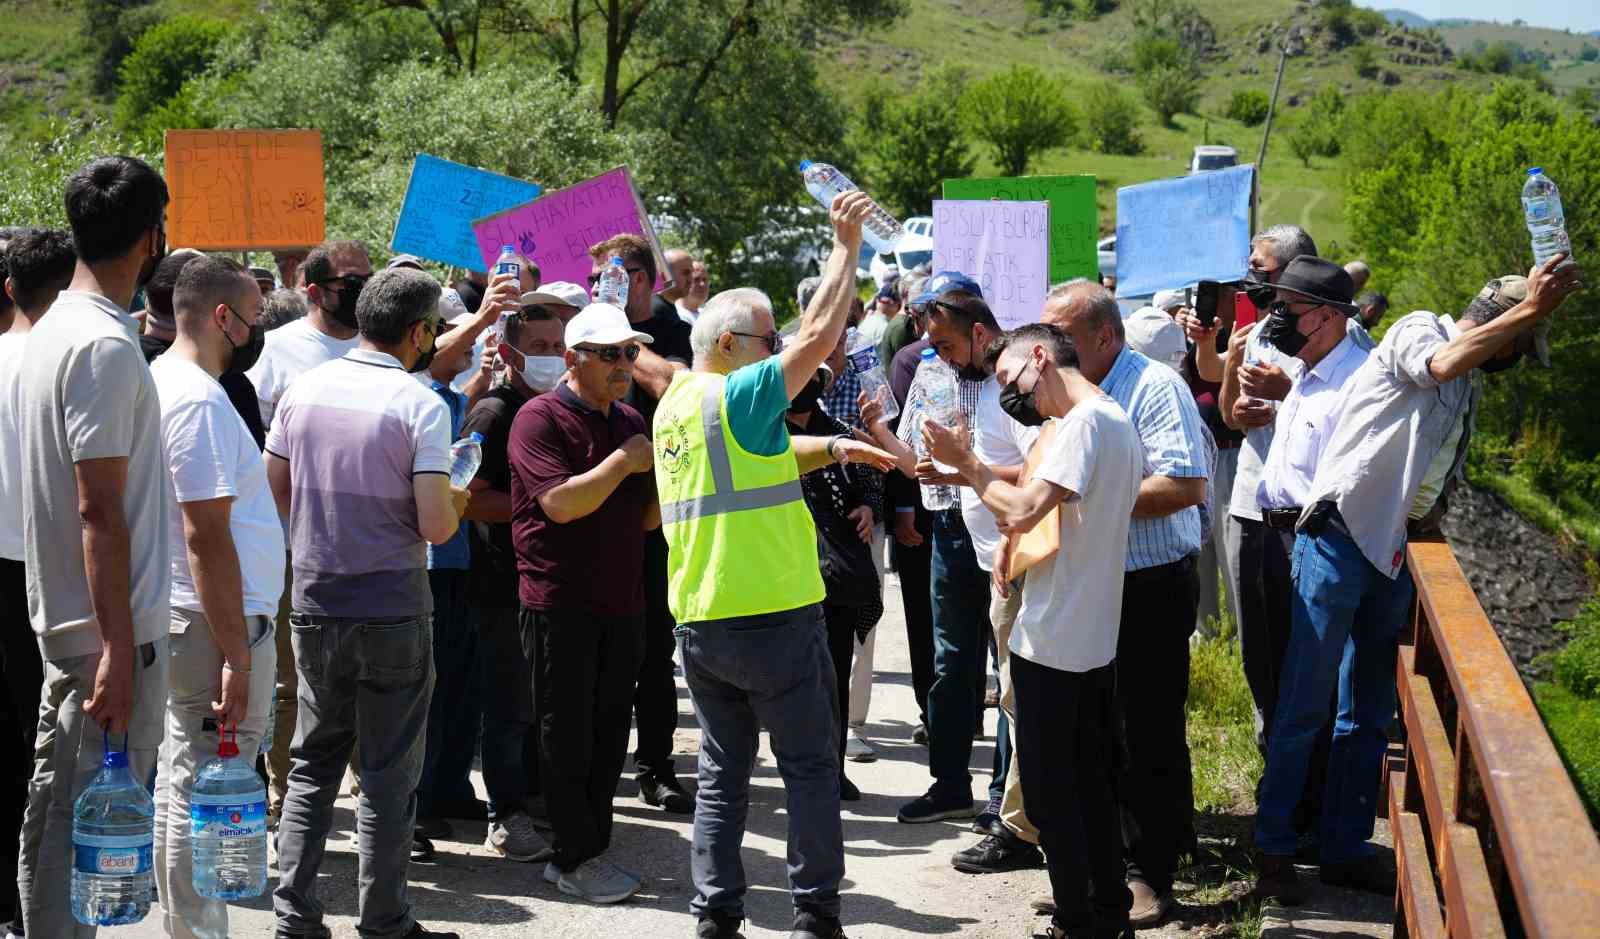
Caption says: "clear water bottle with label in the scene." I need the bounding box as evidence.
[448,432,484,489]
[1522,167,1575,268]
[191,726,268,900]
[799,160,905,255]
[595,257,630,308]
[847,333,898,424]
[913,348,959,510]
[72,733,154,925]
[495,244,521,280]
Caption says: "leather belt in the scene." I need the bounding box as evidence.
[1263,507,1303,531]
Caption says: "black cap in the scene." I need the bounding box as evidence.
[1275,256,1358,316]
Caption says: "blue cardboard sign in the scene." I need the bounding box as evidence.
[390,154,542,272]
[1114,164,1254,298]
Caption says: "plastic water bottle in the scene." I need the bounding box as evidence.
[191,727,268,900]
[799,160,905,255]
[449,432,485,489]
[596,257,630,308]
[847,333,898,424]
[1522,167,1575,268]
[72,734,154,926]
[913,348,959,510]
[494,244,521,280]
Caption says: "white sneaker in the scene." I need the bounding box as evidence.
[486,812,554,862]
[845,730,877,763]
[558,855,640,904]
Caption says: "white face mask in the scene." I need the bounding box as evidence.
[519,354,567,393]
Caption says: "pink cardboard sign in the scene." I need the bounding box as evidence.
[471,165,670,294]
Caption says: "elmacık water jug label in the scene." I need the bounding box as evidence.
[848,347,880,371]
[191,792,267,839]
[73,832,153,875]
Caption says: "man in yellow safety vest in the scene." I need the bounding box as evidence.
[653,191,893,939]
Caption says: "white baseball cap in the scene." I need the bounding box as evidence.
[439,287,470,324]
[1124,306,1188,374]
[1152,288,1187,313]
[565,303,655,349]
[521,281,589,311]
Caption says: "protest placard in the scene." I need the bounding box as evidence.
[1113,164,1255,298]
[931,199,1049,330]
[942,175,1096,284]
[390,154,543,272]
[470,166,669,293]
[165,130,325,250]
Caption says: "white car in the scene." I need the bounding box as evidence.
[1098,235,1117,280]
[1189,145,1238,175]
[869,231,934,287]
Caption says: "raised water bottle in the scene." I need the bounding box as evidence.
[913,347,960,510]
[1522,167,1575,268]
[449,432,485,489]
[72,733,154,926]
[847,333,898,424]
[799,160,905,255]
[595,257,630,308]
[494,244,521,280]
[191,725,268,900]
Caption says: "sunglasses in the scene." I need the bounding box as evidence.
[317,273,370,293]
[731,330,782,354]
[587,267,645,287]
[577,344,641,363]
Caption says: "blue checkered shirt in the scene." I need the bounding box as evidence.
[1101,346,1209,571]
[820,360,864,428]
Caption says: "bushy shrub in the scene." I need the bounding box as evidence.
[1225,89,1270,126]
[115,15,232,134]
[1082,81,1144,155]
[1552,601,1600,699]
[1140,63,1199,127]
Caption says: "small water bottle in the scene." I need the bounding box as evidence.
[799,160,906,255]
[913,349,960,510]
[495,244,521,281]
[1522,167,1575,268]
[191,726,268,900]
[847,334,898,424]
[72,733,154,926]
[449,432,485,489]
[596,257,630,308]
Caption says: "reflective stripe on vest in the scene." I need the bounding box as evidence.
[658,381,804,524]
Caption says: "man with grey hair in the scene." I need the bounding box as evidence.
[1343,259,1371,294]
[1044,279,1210,927]
[260,287,311,332]
[266,266,470,939]
[656,193,895,939]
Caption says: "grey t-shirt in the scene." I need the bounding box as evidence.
[19,291,172,660]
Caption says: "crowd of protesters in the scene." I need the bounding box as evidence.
[0,154,1584,939]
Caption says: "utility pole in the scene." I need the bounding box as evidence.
[1257,36,1290,173]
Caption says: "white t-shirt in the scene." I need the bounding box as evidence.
[1010,396,1143,674]
[152,357,286,619]
[963,376,1040,572]
[245,318,358,431]
[0,332,27,561]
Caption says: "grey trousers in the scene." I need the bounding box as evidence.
[1197,445,1241,638]
[19,637,169,938]
[273,614,433,939]
[680,603,843,922]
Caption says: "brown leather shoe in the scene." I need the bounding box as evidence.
[1127,878,1175,926]
[1254,854,1304,905]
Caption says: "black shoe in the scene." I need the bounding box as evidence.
[696,913,745,939]
[276,929,332,939]
[640,773,694,814]
[415,815,453,840]
[791,910,847,939]
[1319,858,1395,895]
[402,924,461,939]
[897,788,975,824]
[1253,854,1302,905]
[840,776,861,802]
[911,724,928,746]
[411,832,436,863]
[951,826,1044,874]
[431,797,488,821]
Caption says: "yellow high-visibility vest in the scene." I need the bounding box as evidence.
[652,370,823,623]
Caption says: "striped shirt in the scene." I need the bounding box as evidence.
[265,348,452,618]
[820,359,864,428]
[1101,345,1209,571]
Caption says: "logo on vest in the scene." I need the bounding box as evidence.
[658,416,694,477]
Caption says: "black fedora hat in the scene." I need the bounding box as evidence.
[1275,256,1358,317]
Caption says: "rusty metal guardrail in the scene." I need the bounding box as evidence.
[1388,536,1600,937]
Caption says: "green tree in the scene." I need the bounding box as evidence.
[1351,43,1378,78]
[1140,63,1199,127]
[855,65,976,217]
[1081,81,1144,155]
[114,16,233,136]
[81,0,159,94]
[961,65,1077,176]
[0,121,159,227]
[1225,89,1270,126]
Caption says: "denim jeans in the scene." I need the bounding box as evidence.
[274,614,433,939]
[418,569,481,817]
[927,509,992,800]
[891,535,934,727]
[1254,522,1413,864]
[681,604,843,922]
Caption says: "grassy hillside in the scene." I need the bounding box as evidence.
[1434,21,1597,58]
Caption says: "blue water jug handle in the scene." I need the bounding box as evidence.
[102,728,129,769]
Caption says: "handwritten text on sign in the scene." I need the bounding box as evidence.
[931,200,1049,330]
[470,166,668,293]
[391,155,542,272]
[1113,163,1254,298]
[165,130,325,250]
[942,176,1096,284]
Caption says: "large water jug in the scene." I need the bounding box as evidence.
[799,160,906,255]
[448,432,485,489]
[912,348,959,510]
[846,333,898,424]
[191,726,268,900]
[595,257,630,308]
[72,733,154,926]
[1521,167,1575,268]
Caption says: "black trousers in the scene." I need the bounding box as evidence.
[823,603,859,779]
[0,558,42,933]
[891,536,934,727]
[480,604,536,819]
[1116,555,1199,895]
[1013,653,1130,936]
[633,532,679,780]
[524,607,644,870]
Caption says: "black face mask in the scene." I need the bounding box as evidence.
[1242,273,1276,311]
[329,285,361,330]
[790,375,826,414]
[1262,303,1318,358]
[998,363,1046,427]
[956,327,989,382]
[221,305,264,376]
[407,321,437,375]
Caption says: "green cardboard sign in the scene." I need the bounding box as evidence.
[941,175,1097,284]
